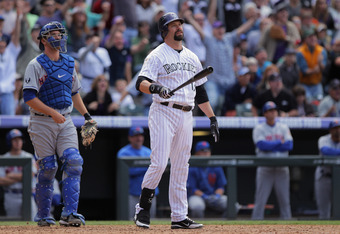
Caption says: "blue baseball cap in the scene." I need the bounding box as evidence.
[329,120,340,129]
[238,67,250,76]
[262,101,277,113]
[129,126,144,136]
[195,141,210,152]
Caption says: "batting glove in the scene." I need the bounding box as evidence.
[149,83,173,99]
[209,116,220,142]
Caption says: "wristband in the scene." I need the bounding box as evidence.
[209,116,217,122]
[149,84,162,94]
[84,112,92,120]
[201,194,208,200]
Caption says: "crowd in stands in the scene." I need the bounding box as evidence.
[2,0,340,117]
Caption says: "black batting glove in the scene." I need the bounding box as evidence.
[149,83,173,99]
[209,116,220,142]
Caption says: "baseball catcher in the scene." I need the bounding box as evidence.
[80,116,98,147]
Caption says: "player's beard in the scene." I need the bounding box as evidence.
[174,30,184,41]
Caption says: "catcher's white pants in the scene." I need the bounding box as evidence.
[142,103,193,222]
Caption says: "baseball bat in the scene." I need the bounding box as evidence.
[169,66,214,95]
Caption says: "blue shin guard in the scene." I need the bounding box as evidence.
[60,148,84,218]
[34,155,58,223]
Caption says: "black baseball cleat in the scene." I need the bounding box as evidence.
[134,204,150,229]
[171,217,203,229]
[59,213,85,227]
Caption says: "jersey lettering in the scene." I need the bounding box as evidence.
[163,62,196,74]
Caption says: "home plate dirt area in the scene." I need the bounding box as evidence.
[0,224,339,233]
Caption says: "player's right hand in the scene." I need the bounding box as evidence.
[159,86,173,99]
[52,112,66,124]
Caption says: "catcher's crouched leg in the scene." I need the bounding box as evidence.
[35,155,58,226]
[59,148,85,226]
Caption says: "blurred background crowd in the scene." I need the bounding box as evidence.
[2,0,340,118]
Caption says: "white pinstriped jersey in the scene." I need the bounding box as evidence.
[253,121,293,157]
[139,43,207,106]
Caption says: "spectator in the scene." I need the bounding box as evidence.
[149,5,166,48]
[316,23,332,53]
[91,0,114,33]
[136,0,157,25]
[187,141,227,218]
[252,72,298,117]
[131,21,151,76]
[78,34,111,94]
[0,8,22,115]
[251,101,293,220]
[278,48,299,90]
[292,84,315,117]
[246,57,261,87]
[0,129,37,219]
[82,75,118,115]
[259,0,300,64]
[296,27,327,101]
[247,17,272,57]
[315,120,340,219]
[220,0,242,33]
[256,64,279,94]
[184,1,258,115]
[287,0,302,19]
[222,67,257,116]
[0,0,17,35]
[325,38,340,90]
[16,23,41,78]
[111,78,136,115]
[106,29,132,85]
[313,0,335,31]
[318,79,340,117]
[117,126,159,220]
[255,48,272,81]
[329,0,340,39]
[65,7,90,57]
[35,0,71,27]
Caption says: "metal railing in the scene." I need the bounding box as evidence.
[116,155,340,220]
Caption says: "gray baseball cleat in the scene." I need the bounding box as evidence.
[59,213,85,227]
[171,217,203,229]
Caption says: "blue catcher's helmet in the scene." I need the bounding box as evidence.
[38,21,68,53]
[158,12,184,39]
[6,129,23,148]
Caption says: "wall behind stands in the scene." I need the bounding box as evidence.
[0,116,332,219]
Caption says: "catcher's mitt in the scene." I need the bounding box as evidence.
[80,119,98,147]
[269,25,286,40]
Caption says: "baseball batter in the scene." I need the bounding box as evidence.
[134,12,219,229]
[251,101,293,220]
[23,21,95,227]
[315,120,340,219]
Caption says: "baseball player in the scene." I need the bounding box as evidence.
[23,21,95,227]
[0,129,37,219]
[251,101,293,220]
[187,141,227,218]
[117,126,159,219]
[134,12,219,229]
[315,120,340,219]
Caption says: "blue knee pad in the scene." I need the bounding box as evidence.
[35,155,58,221]
[60,148,83,217]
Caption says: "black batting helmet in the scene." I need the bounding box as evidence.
[158,12,184,39]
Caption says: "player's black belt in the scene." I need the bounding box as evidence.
[34,113,70,117]
[160,102,193,112]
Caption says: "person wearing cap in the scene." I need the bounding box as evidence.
[222,67,257,116]
[277,47,299,90]
[251,101,293,220]
[318,79,340,117]
[246,57,262,87]
[0,129,37,220]
[292,84,315,117]
[258,0,300,64]
[314,120,340,219]
[36,0,71,28]
[252,72,298,117]
[183,2,259,114]
[324,39,340,88]
[0,5,22,115]
[296,26,327,102]
[187,141,227,218]
[117,126,158,220]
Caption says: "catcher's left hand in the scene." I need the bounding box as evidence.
[80,119,98,147]
[209,116,220,142]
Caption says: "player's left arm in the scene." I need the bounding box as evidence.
[72,93,89,116]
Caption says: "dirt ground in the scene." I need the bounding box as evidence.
[0,225,340,234]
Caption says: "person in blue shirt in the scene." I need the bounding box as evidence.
[117,126,158,219]
[187,141,227,218]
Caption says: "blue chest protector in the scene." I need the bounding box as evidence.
[37,54,74,109]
